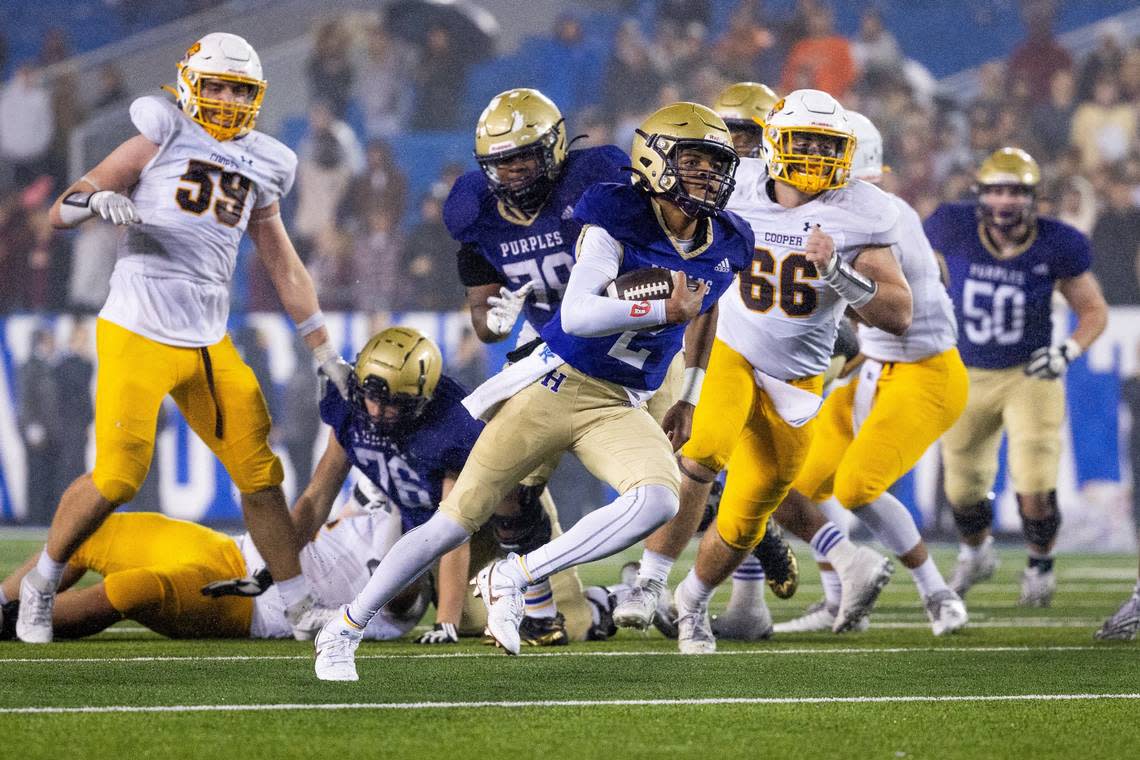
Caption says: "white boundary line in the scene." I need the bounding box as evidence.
[0,644,1122,665]
[4,693,1140,715]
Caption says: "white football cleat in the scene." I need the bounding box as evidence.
[773,600,869,634]
[16,571,55,644]
[286,594,339,641]
[833,547,893,633]
[472,559,524,655]
[1094,593,1140,641]
[612,579,664,631]
[949,536,1000,596]
[925,589,968,636]
[711,602,773,641]
[675,585,715,655]
[1018,566,1056,608]
[314,609,363,682]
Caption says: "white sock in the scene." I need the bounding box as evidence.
[820,569,842,608]
[35,548,66,591]
[275,574,311,611]
[523,579,557,619]
[957,542,978,560]
[809,522,857,573]
[911,556,949,598]
[347,512,470,627]
[637,549,676,586]
[520,485,678,581]
[853,492,922,556]
[677,568,715,608]
[726,555,765,610]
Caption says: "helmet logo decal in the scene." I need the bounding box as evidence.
[185,41,201,59]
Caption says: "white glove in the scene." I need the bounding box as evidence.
[1025,338,1081,380]
[485,281,535,337]
[320,356,353,398]
[89,190,141,225]
[416,622,459,644]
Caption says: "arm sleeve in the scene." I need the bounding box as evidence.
[559,225,667,337]
[456,243,506,287]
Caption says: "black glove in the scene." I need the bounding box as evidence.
[201,566,274,597]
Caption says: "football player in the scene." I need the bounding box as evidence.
[617,90,912,653]
[314,102,752,680]
[17,33,349,644]
[928,148,1107,607]
[713,81,779,158]
[1096,568,1140,641]
[443,88,683,641]
[771,111,968,637]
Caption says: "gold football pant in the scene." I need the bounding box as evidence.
[70,512,252,637]
[681,339,823,551]
[794,348,969,508]
[92,318,283,503]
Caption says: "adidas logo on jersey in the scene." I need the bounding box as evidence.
[714,258,732,273]
[562,205,575,220]
[1032,263,1049,275]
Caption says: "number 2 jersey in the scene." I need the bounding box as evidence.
[100,96,297,347]
[318,374,483,532]
[719,159,900,380]
[444,145,629,332]
[924,203,1091,369]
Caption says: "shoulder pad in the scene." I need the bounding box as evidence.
[718,208,756,250]
[130,96,180,145]
[825,180,900,247]
[572,182,638,228]
[729,157,768,204]
[443,170,490,241]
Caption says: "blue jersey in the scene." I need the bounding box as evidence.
[445,145,629,330]
[541,182,753,391]
[924,203,1091,369]
[319,376,483,531]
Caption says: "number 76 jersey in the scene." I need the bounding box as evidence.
[718,159,900,380]
[100,96,297,348]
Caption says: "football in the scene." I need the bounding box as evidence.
[605,267,675,301]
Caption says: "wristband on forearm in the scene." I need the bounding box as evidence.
[295,311,326,338]
[820,255,878,308]
[59,192,96,225]
[679,367,705,405]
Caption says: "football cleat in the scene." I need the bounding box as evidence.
[313,609,363,682]
[472,559,525,655]
[753,521,799,599]
[675,585,716,655]
[711,602,773,641]
[285,594,339,641]
[613,579,665,631]
[519,612,569,646]
[925,589,968,636]
[1094,593,1140,641]
[1018,566,1056,608]
[16,571,55,644]
[949,536,1000,597]
[833,547,893,633]
[652,584,679,639]
[583,586,618,641]
[0,600,18,641]
[773,600,869,634]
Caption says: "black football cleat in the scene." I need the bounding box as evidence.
[519,612,569,646]
[753,520,799,599]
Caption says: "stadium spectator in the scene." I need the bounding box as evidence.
[280,335,321,489]
[307,20,355,119]
[54,322,94,492]
[66,222,117,313]
[37,27,71,67]
[0,66,55,185]
[657,0,711,29]
[19,328,61,525]
[1031,68,1078,162]
[1007,0,1071,104]
[340,139,407,235]
[293,100,364,253]
[1069,73,1137,171]
[602,22,662,121]
[400,193,464,312]
[1075,19,1126,101]
[306,226,356,312]
[88,63,129,112]
[779,4,856,98]
[1055,175,1098,236]
[1090,168,1140,306]
[352,208,403,311]
[411,25,466,130]
[355,23,416,139]
[711,0,776,83]
[851,7,902,80]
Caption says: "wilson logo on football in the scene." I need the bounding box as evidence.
[630,301,652,318]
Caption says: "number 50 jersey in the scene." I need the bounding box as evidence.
[718,159,900,380]
[924,203,1092,370]
[100,96,297,348]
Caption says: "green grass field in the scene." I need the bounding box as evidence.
[1,532,1137,760]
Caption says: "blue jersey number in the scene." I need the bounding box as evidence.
[962,279,1025,346]
[352,448,433,509]
[502,251,575,311]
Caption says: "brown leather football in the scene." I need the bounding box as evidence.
[605,267,674,301]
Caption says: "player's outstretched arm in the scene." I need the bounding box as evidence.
[49,135,157,228]
[248,204,352,395]
[1058,272,1108,352]
[290,430,352,541]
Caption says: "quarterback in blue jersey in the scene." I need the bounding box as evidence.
[926,148,1107,607]
[313,103,750,678]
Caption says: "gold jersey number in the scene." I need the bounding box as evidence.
[739,246,819,317]
[175,159,252,227]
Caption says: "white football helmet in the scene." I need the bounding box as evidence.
[847,111,883,184]
[172,32,266,141]
[762,89,855,194]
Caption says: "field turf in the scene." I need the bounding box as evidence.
[1,531,1137,759]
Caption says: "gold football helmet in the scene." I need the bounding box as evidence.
[630,102,738,218]
[975,147,1040,230]
[762,89,854,195]
[976,147,1040,188]
[170,33,267,141]
[352,327,443,433]
[475,88,568,214]
[713,82,779,158]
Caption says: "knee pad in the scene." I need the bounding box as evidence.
[1018,491,1061,547]
[230,450,285,494]
[92,474,140,505]
[952,496,994,536]
[491,484,553,554]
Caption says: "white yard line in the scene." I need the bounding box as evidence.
[4,693,1139,715]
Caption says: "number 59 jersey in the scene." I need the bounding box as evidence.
[924,203,1092,369]
[100,96,297,348]
[718,159,900,380]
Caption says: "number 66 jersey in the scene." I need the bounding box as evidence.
[718,159,900,380]
[100,96,297,348]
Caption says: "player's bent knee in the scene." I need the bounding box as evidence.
[951,496,994,536]
[833,480,889,511]
[103,567,171,616]
[1018,492,1061,546]
[715,509,770,551]
[638,483,680,526]
[230,451,285,493]
[91,473,141,505]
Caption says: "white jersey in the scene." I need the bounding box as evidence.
[100,96,297,347]
[240,509,411,640]
[857,195,957,363]
[718,159,900,380]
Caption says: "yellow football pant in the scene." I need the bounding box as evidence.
[92,318,283,503]
[682,339,823,550]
